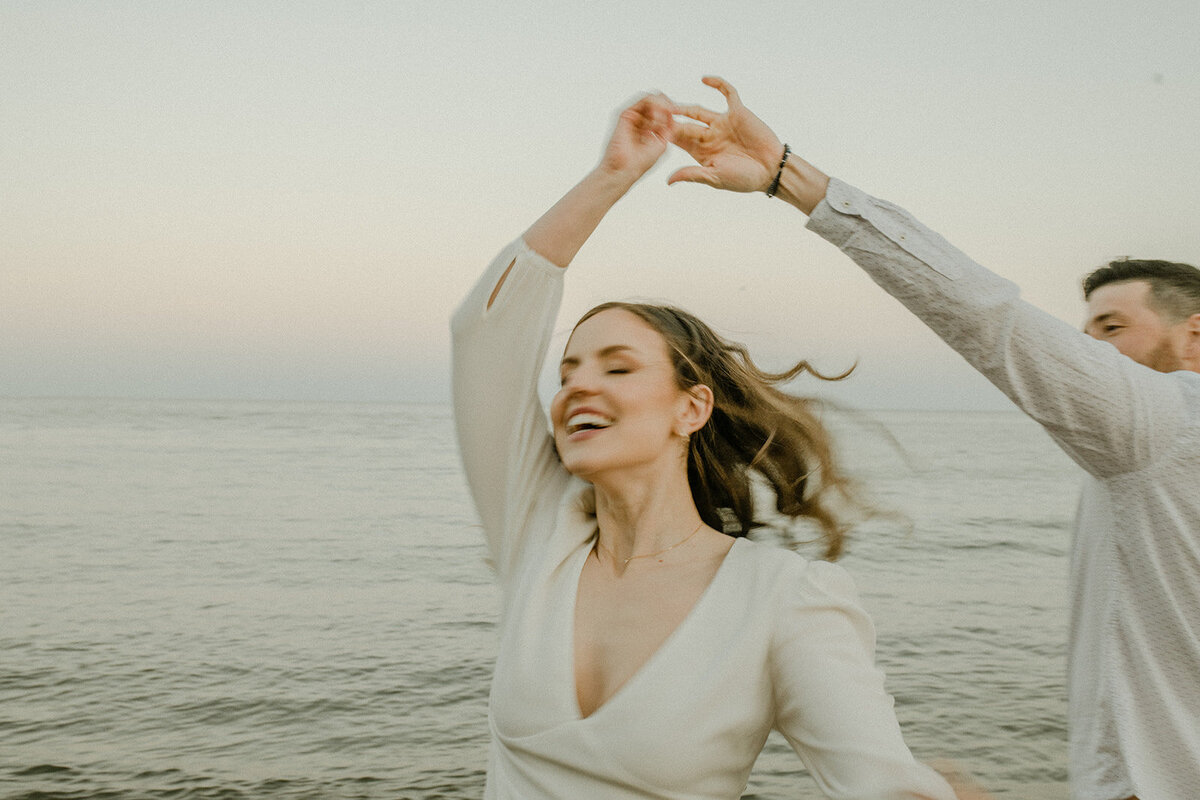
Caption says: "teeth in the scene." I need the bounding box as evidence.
[567,412,612,434]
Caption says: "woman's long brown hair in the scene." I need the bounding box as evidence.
[575,302,867,560]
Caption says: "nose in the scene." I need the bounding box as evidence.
[560,374,594,398]
[557,366,601,408]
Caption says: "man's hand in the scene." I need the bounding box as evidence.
[668,76,784,193]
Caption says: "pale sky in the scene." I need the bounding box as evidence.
[4,1,1199,409]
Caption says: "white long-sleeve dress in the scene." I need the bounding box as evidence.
[450,238,955,800]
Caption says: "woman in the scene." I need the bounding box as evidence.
[451,89,972,798]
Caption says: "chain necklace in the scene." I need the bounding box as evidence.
[594,520,705,566]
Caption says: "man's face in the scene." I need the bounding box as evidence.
[1084,280,1187,372]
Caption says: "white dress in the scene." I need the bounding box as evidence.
[451,238,955,800]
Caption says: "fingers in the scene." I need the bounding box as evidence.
[675,76,741,124]
[667,165,718,187]
[670,120,709,149]
[929,760,995,800]
[701,75,743,109]
[674,103,718,126]
[619,93,676,143]
[630,91,676,117]
[669,122,713,167]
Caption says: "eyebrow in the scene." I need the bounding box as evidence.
[560,344,636,369]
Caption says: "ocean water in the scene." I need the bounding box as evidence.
[1,398,1077,799]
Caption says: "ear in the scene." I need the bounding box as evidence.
[677,384,715,436]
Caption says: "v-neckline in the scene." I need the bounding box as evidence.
[568,536,742,721]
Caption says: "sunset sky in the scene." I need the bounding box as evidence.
[4,1,1198,410]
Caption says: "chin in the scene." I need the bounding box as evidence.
[554,444,593,478]
[556,447,630,484]
[559,455,603,482]
[555,436,614,478]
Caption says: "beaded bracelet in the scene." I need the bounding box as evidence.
[765,143,791,198]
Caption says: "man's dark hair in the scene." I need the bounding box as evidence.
[1083,259,1200,322]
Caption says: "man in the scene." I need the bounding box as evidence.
[668,76,1200,800]
[799,205,1200,800]
[1083,260,1200,373]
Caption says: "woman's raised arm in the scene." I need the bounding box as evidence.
[452,92,678,579]
[520,92,676,270]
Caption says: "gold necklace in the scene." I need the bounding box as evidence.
[595,520,705,566]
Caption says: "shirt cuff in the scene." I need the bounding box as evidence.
[806,178,965,280]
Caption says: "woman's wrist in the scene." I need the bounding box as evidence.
[522,166,643,268]
[589,162,650,199]
[769,155,830,216]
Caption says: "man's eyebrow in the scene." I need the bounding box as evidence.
[560,345,635,368]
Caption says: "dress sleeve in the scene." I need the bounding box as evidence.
[770,559,956,800]
[805,178,1187,479]
[450,238,571,581]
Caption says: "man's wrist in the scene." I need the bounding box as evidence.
[772,157,830,216]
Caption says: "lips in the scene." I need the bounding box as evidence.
[565,410,613,435]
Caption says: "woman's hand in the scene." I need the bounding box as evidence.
[667,76,785,193]
[522,92,676,269]
[929,761,996,800]
[598,92,677,185]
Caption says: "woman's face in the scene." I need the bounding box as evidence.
[551,308,695,482]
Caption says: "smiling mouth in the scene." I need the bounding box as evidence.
[566,412,613,435]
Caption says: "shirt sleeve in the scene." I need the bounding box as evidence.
[770,559,956,800]
[450,238,572,581]
[805,178,1187,478]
